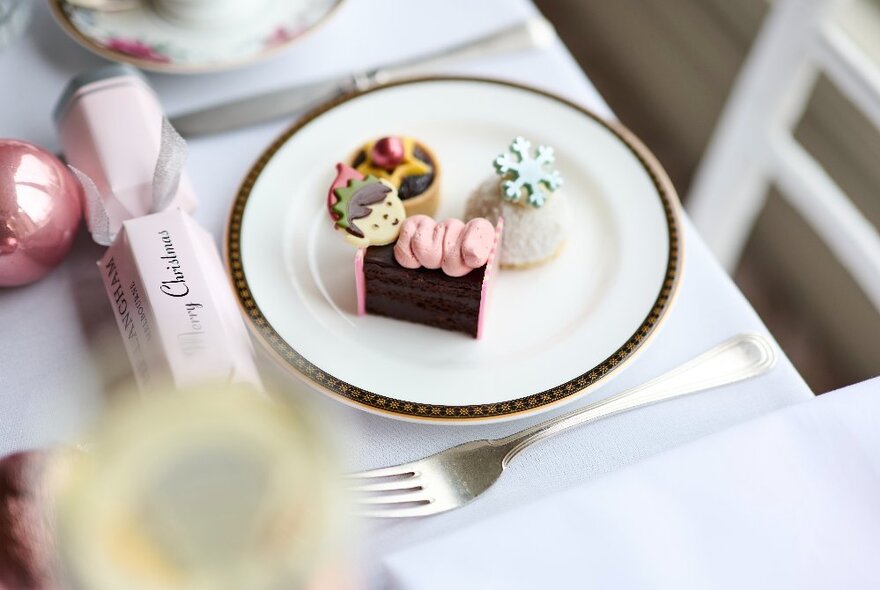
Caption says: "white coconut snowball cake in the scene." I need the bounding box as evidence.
[465,136,567,269]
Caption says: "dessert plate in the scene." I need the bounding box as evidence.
[50,0,343,74]
[229,77,683,423]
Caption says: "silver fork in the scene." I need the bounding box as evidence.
[349,333,776,518]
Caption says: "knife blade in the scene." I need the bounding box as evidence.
[169,17,556,138]
[169,77,352,138]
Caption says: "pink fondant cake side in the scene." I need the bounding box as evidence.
[477,218,504,339]
[354,247,366,316]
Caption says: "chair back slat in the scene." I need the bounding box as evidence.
[816,26,880,132]
[771,134,880,310]
[689,0,880,313]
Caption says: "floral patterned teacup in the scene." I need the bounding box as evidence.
[153,0,271,28]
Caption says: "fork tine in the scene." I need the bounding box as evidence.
[346,464,418,479]
[354,490,431,506]
[356,502,441,519]
[348,477,421,493]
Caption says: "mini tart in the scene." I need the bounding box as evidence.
[350,137,441,217]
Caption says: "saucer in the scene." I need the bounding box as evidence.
[49,0,344,74]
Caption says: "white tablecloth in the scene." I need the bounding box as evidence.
[0,0,814,586]
[383,377,880,590]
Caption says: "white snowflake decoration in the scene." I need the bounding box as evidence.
[493,136,564,208]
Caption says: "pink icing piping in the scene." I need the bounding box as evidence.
[354,248,366,316]
[328,163,364,220]
[393,215,496,277]
[477,218,504,339]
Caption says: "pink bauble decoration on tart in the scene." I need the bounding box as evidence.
[370,136,405,171]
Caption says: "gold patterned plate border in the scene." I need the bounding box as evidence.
[227,77,684,422]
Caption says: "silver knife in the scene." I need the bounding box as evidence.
[169,17,557,138]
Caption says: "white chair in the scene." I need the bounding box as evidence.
[688,0,880,312]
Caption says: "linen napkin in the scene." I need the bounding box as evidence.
[382,378,880,589]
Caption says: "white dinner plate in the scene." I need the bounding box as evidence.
[228,78,683,423]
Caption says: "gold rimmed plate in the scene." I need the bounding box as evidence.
[228,77,683,423]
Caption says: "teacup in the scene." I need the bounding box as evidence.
[151,0,270,28]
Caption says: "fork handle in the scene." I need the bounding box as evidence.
[494,334,776,465]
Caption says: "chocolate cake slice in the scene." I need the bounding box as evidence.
[362,244,485,336]
[353,219,503,339]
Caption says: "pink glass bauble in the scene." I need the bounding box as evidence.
[371,136,405,171]
[0,139,82,287]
